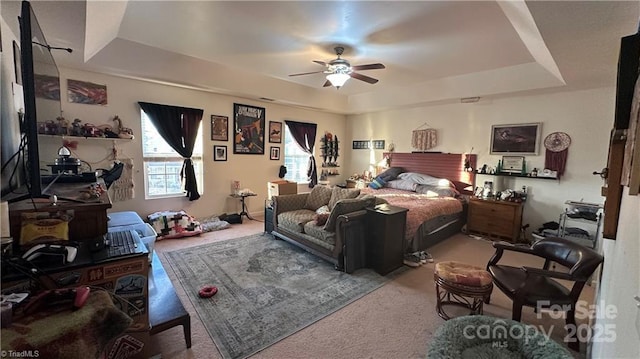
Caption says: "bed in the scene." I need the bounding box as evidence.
[361,152,476,252]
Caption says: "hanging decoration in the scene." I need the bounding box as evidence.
[411,122,437,151]
[543,132,571,178]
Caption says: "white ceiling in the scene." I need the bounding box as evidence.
[2,0,639,114]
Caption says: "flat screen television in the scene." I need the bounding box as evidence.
[1,0,62,202]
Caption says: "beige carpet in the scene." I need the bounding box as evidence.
[148,217,594,359]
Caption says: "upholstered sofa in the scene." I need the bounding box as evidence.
[270,185,381,273]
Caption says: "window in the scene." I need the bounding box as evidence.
[141,111,203,198]
[283,125,310,183]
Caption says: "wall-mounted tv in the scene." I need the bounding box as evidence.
[1,0,62,202]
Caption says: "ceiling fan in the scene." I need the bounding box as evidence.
[289,46,385,88]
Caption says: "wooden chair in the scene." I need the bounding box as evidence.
[486,237,604,351]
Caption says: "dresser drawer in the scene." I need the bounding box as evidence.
[467,198,523,242]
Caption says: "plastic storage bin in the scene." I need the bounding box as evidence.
[107,211,157,262]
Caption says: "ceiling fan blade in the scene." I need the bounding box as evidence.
[350,72,379,84]
[323,80,332,87]
[313,60,327,66]
[351,63,385,71]
[289,70,325,77]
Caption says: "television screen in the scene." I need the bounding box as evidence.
[0,0,62,202]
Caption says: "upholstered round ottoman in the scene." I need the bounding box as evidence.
[426,315,573,358]
[434,261,493,320]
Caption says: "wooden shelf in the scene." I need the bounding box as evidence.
[38,134,132,141]
[475,171,558,180]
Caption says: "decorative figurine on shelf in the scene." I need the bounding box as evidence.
[71,119,83,136]
[332,135,339,163]
[113,115,134,139]
[56,116,69,135]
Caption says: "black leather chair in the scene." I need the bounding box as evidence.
[486,237,604,351]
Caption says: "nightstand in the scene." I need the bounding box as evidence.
[467,198,523,242]
[366,204,408,275]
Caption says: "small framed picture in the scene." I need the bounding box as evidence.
[270,146,280,160]
[214,145,227,161]
[211,115,228,141]
[268,121,282,143]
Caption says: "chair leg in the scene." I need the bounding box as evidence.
[511,301,523,321]
[565,308,579,351]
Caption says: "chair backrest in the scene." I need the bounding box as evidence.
[532,237,604,279]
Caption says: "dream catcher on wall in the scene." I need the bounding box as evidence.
[544,132,571,177]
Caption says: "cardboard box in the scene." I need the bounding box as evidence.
[267,181,297,199]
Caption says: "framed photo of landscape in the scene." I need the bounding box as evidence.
[233,103,265,154]
[490,123,541,155]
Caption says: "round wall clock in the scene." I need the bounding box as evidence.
[544,132,571,152]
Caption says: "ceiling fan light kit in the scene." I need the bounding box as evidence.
[289,46,385,89]
[326,72,350,88]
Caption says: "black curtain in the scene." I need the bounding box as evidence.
[284,120,318,187]
[139,102,203,200]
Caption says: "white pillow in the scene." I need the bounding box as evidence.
[397,172,454,187]
[386,179,418,192]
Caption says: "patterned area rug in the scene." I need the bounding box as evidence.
[164,233,402,359]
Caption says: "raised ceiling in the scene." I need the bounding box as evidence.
[2,1,639,114]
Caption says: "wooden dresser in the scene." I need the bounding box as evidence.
[467,198,523,242]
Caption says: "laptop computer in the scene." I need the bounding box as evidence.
[91,229,147,263]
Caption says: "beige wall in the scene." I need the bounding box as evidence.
[47,68,347,219]
[345,88,614,232]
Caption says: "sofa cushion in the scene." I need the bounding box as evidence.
[328,187,360,210]
[324,196,376,232]
[277,209,316,233]
[304,185,333,211]
[303,221,336,247]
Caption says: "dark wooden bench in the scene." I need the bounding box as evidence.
[148,252,191,348]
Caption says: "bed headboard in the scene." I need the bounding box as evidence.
[384,152,476,193]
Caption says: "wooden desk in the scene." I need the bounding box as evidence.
[8,180,112,247]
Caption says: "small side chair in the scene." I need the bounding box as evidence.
[486,237,604,351]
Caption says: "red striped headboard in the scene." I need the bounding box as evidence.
[384,152,476,193]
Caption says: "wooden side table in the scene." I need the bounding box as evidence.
[366,204,408,275]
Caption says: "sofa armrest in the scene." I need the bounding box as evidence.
[273,193,309,216]
[333,209,368,257]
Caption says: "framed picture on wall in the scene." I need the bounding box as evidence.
[214,145,227,161]
[211,115,228,141]
[233,103,265,154]
[270,146,280,160]
[490,123,541,155]
[268,121,282,143]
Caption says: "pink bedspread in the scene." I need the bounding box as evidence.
[361,187,463,239]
